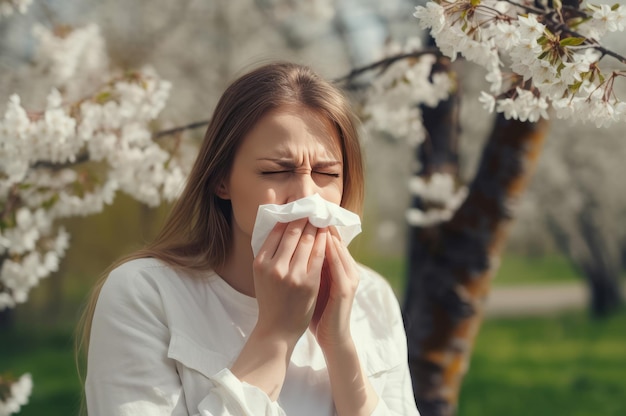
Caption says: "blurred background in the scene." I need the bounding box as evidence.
[1,0,625,415]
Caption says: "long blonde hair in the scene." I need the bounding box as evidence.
[76,61,365,382]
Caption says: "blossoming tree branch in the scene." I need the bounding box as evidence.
[0,21,189,414]
[415,0,626,126]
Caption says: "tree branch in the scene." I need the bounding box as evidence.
[333,49,440,85]
[153,120,210,138]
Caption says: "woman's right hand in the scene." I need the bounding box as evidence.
[252,218,328,344]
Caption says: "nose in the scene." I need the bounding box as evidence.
[286,171,318,203]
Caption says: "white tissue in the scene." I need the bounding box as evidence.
[251,193,362,256]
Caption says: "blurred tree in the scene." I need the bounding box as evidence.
[521,124,626,317]
[400,0,626,413]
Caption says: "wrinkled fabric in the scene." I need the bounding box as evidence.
[86,258,420,416]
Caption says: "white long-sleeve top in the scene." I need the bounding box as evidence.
[86,258,420,416]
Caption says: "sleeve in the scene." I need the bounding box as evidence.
[360,269,421,416]
[85,263,285,416]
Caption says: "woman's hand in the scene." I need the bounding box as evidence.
[309,226,360,350]
[230,219,327,399]
[252,218,327,344]
[308,228,379,415]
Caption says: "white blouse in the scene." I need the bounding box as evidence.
[86,258,420,416]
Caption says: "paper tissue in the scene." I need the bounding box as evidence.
[250,193,362,256]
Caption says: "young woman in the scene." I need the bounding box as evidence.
[81,62,420,416]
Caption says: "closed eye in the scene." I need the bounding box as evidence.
[261,171,291,175]
[314,171,340,178]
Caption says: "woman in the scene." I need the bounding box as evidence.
[81,62,420,415]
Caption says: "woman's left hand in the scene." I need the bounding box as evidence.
[309,226,359,350]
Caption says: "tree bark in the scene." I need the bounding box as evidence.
[403,102,549,415]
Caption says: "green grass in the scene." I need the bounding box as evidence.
[354,252,583,294]
[494,254,582,286]
[0,324,82,416]
[2,309,625,416]
[460,309,626,416]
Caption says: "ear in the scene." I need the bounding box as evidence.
[216,182,230,199]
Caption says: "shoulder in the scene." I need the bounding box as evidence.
[99,258,219,318]
[108,257,173,280]
[98,258,191,316]
[354,262,403,323]
[355,263,399,304]
[103,258,173,297]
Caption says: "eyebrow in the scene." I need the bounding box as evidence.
[257,158,342,169]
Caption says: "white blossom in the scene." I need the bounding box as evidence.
[406,173,468,227]
[0,24,189,310]
[413,1,626,124]
[32,24,109,94]
[0,0,32,17]
[574,3,626,39]
[516,13,546,39]
[361,47,450,144]
[0,373,32,416]
[479,91,496,113]
[413,2,446,34]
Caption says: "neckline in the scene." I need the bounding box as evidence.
[208,271,259,316]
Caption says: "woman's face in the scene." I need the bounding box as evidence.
[219,106,344,246]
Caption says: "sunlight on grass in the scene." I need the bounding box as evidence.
[460,309,626,416]
[353,252,583,296]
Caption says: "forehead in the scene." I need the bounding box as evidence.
[237,106,342,158]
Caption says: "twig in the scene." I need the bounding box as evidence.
[333,49,440,85]
[153,120,210,138]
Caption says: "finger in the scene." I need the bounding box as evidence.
[307,227,327,275]
[272,217,309,261]
[329,230,354,271]
[324,230,358,289]
[255,221,288,261]
[289,222,321,274]
[324,230,343,278]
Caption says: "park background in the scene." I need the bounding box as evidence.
[1,0,625,415]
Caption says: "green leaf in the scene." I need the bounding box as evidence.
[612,3,620,11]
[568,81,582,94]
[538,51,550,60]
[41,194,60,210]
[95,91,112,104]
[470,0,481,6]
[559,37,586,46]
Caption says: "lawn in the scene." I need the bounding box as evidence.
[459,309,626,416]
[354,252,582,294]
[0,323,82,415]
[2,308,625,416]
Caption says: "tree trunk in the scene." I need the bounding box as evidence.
[403,109,549,415]
[577,206,623,317]
[588,272,622,317]
[546,198,623,318]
